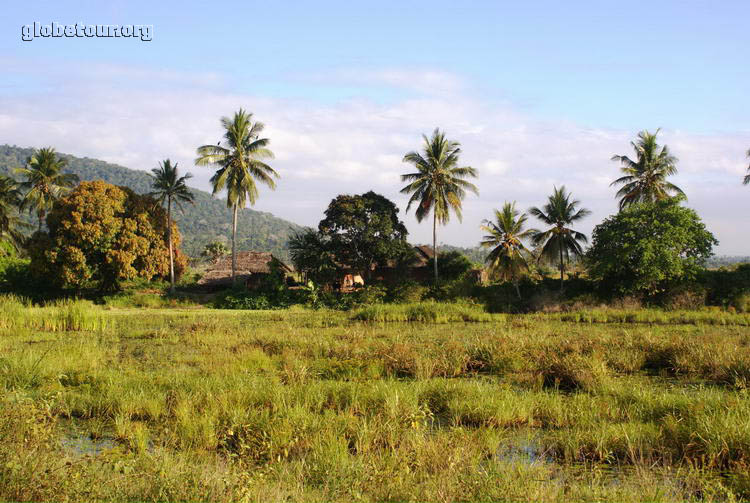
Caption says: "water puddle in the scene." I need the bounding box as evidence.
[60,433,117,456]
[58,419,117,457]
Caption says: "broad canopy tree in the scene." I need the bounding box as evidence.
[586,197,717,296]
[30,181,187,291]
[318,191,411,281]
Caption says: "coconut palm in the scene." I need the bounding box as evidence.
[148,159,194,292]
[195,109,278,284]
[0,175,28,249]
[400,128,478,284]
[529,186,591,292]
[480,202,533,298]
[15,147,79,231]
[611,129,685,210]
[743,149,750,185]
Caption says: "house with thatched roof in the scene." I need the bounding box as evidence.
[198,251,293,288]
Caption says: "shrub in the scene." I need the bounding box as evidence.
[388,281,427,303]
[538,353,608,392]
[660,283,707,311]
[352,285,387,305]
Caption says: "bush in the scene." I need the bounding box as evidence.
[538,353,608,392]
[214,287,277,310]
[388,281,427,303]
[352,285,387,305]
[659,283,707,311]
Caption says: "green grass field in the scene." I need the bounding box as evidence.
[2,296,750,502]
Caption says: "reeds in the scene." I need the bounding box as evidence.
[3,302,750,501]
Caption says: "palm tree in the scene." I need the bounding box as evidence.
[480,202,533,299]
[743,149,750,186]
[148,159,194,292]
[195,109,278,284]
[611,129,685,210]
[0,175,28,250]
[15,147,79,231]
[400,128,478,284]
[288,229,335,285]
[529,186,591,292]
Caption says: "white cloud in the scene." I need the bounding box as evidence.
[1,62,749,254]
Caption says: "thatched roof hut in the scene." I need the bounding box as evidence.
[198,251,293,288]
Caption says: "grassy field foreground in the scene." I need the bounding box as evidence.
[2,297,750,501]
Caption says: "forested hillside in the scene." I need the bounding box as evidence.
[0,145,303,259]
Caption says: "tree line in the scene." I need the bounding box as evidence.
[0,108,748,297]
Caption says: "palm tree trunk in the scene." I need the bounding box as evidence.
[167,198,175,293]
[559,245,564,293]
[38,210,44,233]
[514,281,521,300]
[231,204,238,285]
[433,210,438,285]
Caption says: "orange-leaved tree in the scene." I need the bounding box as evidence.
[30,180,186,291]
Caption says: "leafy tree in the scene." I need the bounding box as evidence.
[0,175,27,250]
[15,147,79,231]
[427,251,474,282]
[30,181,186,291]
[744,149,750,186]
[287,229,336,285]
[0,145,302,259]
[318,191,410,280]
[530,186,591,292]
[195,109,278,283]
[201,241,229,263]
[481,202,533,298]
[149,159,194,292]
[611,129,685,210]
[400,128,478,284]
[586,197,717,295]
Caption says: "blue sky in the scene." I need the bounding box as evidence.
[2,1,749,252]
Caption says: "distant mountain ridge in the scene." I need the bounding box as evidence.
[0,144,304,259]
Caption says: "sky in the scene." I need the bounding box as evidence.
[1,0,749,254]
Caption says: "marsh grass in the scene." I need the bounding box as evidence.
[3,298,750,501]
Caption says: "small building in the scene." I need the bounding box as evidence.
[198,251,293,289]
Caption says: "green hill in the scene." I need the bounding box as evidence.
[0,145,303,259]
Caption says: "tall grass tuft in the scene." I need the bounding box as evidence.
[353,301,499,323]
[0,295,111,332]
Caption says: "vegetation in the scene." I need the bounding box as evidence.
[196,109,279,284]
[0,145,301,259]
[744,149,750,185]
[0,115,749,501]
[427,250,475,282]
[611,129,685,210]
[3,302,750,501]
[148,159,195,292]
[28,181,186,291]
[14,147,80,232]
[400,128,478,284]
[481,202,533,298]
[0,175,26,249]
[318,191,411,280]
[587,197,718,296]
[200,240,229,264]
[529,186,591,292]
[288,228,337,285]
